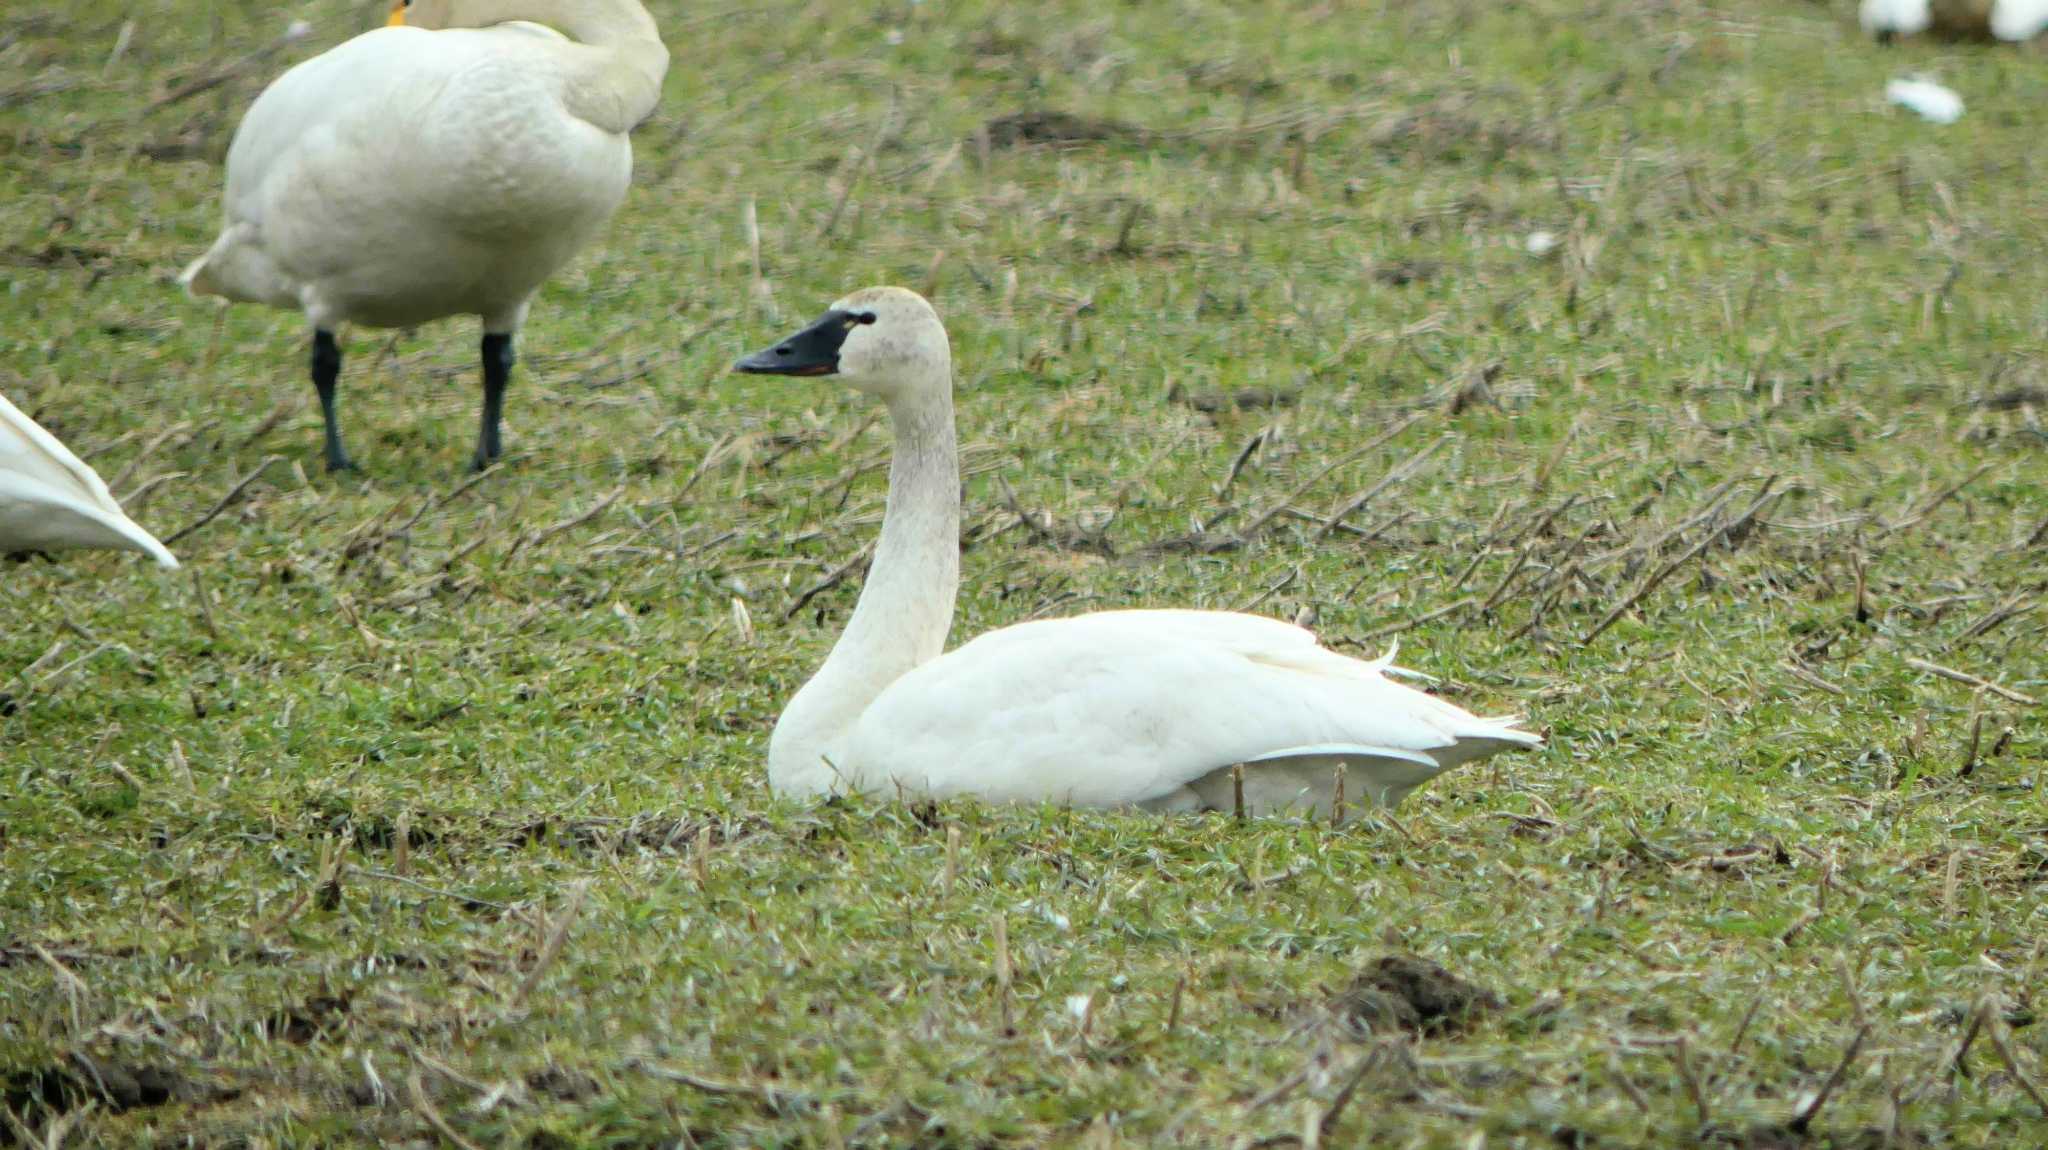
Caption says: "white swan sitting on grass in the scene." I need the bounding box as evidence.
[0,392,178,569]
[734,287,1539,817]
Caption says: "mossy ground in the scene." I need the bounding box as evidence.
[2,0,2045,1145]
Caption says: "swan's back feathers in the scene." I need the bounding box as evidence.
[0,393,178,567]
[832,609,1538,809]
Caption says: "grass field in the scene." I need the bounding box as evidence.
[4,0,2047,1144]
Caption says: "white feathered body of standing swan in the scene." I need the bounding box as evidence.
[0,392,178,569]
[181,0,669,472]
[734,288,1539,816]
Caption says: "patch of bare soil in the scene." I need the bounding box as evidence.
[980,110,1147,149]
[2,1052,236,1133]
[1332,954,1505,1037]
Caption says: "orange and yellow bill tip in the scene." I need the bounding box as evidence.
[386,1,405,26]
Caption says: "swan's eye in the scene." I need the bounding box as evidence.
[853,312,877,326]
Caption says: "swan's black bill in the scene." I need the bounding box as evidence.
[733,310,858,377]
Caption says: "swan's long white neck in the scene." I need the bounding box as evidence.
[444,0,667,133]
[768,376,961,796]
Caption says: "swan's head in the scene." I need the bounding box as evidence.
[733,287,950,402]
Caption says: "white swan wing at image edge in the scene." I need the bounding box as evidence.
[0,393,178,567]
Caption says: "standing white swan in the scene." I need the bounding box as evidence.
[734,288,1540,815]
[0,392,178,569]
[1860,0,2048,41]
[181,0,669,472]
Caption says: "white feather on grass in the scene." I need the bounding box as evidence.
[1886,78,1963,125]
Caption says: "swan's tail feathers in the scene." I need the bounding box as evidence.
[177,229,236,300]
[1367,641,1438,682]
[179,225,289,307]
[1425,720,1542,770]
[178,251,219,300]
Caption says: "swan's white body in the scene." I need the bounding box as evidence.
[180,0,667,472]
[1990,0,2048,37]
[0,393,177,568]
[1863,0,1935,35]
[739,289,1539,816]
[181,1,665,332]
[838,609,1536,812]
[1860,0,2048,40]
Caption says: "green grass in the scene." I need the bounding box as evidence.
[3,0,2046,1144]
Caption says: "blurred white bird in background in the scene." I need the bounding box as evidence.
[1886,77,1966,122]
[1860,0,2048,42]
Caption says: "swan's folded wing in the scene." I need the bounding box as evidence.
[841,611,1535,807]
